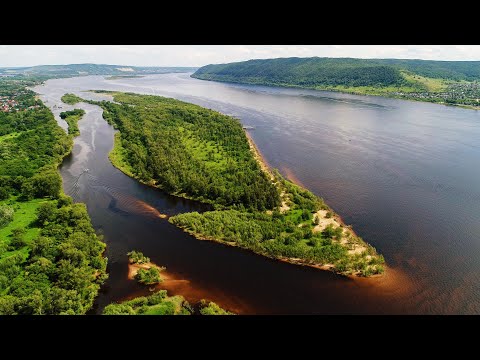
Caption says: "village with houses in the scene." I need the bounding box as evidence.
[0,78,42,113]
[393,81,480,107]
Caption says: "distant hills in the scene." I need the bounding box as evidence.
[192,57,480,108]
[0,63,197,77]
[192,57,480,87]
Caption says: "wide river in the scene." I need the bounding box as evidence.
[33,73,480,314]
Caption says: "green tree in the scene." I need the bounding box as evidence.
[134,267,162,285]
[36,202,57,225]
[0,205,14,228]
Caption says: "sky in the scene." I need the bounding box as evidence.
[1,45,480,68]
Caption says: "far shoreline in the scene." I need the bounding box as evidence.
[191,75,480,111]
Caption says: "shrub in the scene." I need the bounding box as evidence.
[0,205,14,228]
[127,250,150,264]
[0,187,9,201]
[134,267,162,285]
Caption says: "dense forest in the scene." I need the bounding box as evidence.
[103,289,232,315]
[192,57,480,108]
[94,93,280,211]
[0,78,107,314]
[193,57,480,84]
[87,92,383,276]
[193,58,407,87]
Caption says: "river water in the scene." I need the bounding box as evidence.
[33,73,480,314]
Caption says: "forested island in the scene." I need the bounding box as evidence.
[86,92,384,276]
[0,78,107,314]
[61,93,82,105]
[60,109,85,136]
[192,57,480,109]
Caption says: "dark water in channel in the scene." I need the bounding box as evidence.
[33,73,480,314]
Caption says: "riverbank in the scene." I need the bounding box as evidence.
[312,85,480,111]
[242,131,384,277]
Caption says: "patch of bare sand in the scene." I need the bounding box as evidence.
[313,210,367,256]
[279,191,290,213]
[245,131,273,179]
[245,131,291,213]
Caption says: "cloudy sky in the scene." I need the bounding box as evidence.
[1,45,480,67]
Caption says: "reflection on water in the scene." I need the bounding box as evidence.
[32,73,480,314]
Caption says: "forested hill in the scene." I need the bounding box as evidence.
[193,58,404,87]
[0,64,197,78]
[192,57,480,108]
[192,57,480,86]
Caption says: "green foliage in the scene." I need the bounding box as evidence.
[134,267,162,285]
[103,303,136,315]
[21,167,63,199]
[0,199,108,314]
[93,93,280,211]
[199,299,233,315]
[193,58,408,88]
[0,205,14,228]
[9,228,27,250]
[0,187,9,201]
[170,209,352,269]
[127,250,150,264]
[322,224,343,240]
[103,290,190,315]
[193,57,480,86]
[60,109,85,137]
[170,204,383,276]
[60,93,82,105]
[0,79,107,314]
[0,97,72,183]
[103,290,232,315]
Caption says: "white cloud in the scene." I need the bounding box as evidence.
[0,45,479,68]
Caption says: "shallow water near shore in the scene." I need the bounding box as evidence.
[33,73,480,314]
